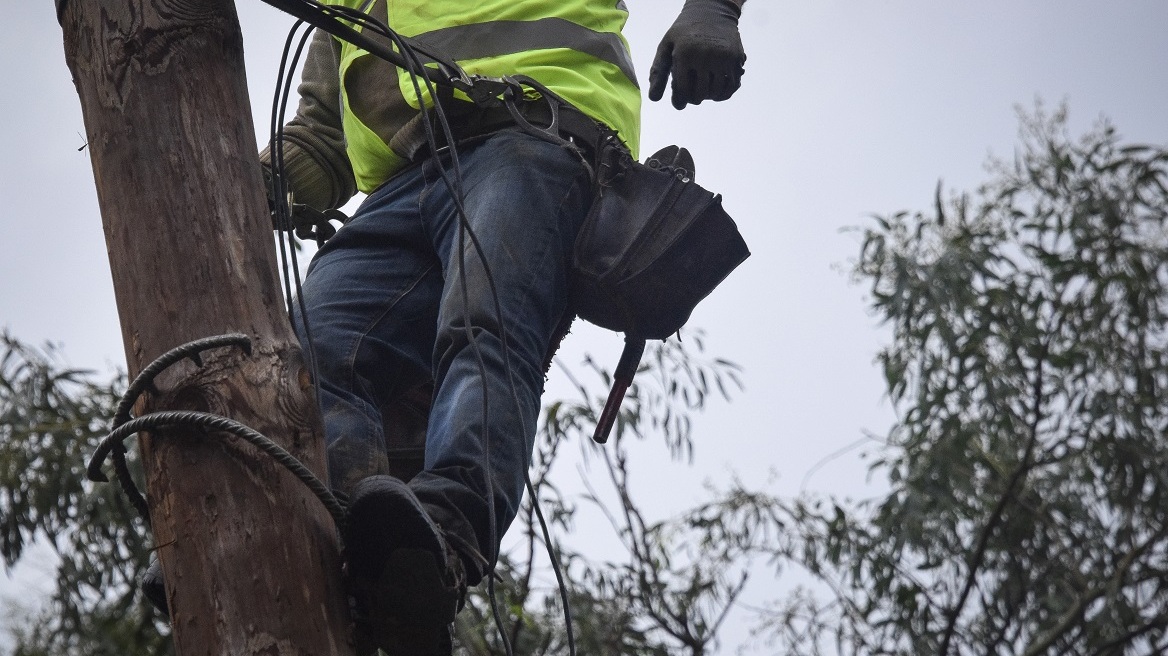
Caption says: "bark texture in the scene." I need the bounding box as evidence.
[59,0,354,653]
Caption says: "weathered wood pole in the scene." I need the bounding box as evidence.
[58,0,354,653]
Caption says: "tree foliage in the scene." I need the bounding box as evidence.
[765,107,1168,654]
[0,334,169,656]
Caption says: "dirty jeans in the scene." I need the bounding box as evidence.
[294,129,591,580]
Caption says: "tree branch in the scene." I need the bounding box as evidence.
[939,339,1049,655]
[1023,524,1168,656]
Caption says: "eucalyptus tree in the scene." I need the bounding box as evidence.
[767,108,1168,655]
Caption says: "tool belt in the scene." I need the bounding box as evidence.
[409,84,750,341]
[404,83,751,443]
[573,143,749,340]
[572,141,750,443]
[401,93,606,166]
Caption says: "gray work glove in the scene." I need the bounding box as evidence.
[262,163,343,244]
[648,0,746,110]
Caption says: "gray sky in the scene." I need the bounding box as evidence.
[3,1,1167,652]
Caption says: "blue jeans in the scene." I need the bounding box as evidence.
[295,129,591,580]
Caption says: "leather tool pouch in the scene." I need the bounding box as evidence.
[572,145,751,340]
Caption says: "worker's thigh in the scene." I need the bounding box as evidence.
[294,163,440,495]
[407,128,592,563]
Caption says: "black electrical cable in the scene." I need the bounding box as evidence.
[269,20,305,310]
[390,32,518,656]
[259,0,479,101]
[270,21,325,421]
[525,472,578,653]
[395,35,586,656]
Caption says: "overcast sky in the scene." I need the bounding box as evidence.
[3,1,1167,653]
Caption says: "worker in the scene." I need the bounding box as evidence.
[275,1,748,653]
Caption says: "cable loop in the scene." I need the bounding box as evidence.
[90,410,346,526]
[87,334,345,528]
[112,333,252,428]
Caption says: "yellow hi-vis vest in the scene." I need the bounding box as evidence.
[334,0,642,193]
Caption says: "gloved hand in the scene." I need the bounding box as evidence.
[648,0,746,110]
[262,163,344,244]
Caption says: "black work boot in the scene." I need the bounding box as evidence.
[142,556,169,618]
[344,475,466,656]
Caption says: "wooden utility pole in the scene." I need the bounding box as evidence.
[58,0,354,653]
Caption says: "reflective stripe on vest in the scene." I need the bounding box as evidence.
[412,19,638,85]
[334,0,642,193]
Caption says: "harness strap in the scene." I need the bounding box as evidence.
[402,76,621,173]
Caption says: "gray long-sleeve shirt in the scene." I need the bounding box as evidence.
[261,31,356,211]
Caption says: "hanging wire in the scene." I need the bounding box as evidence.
[269,18,326,424]
[370,27,517,656]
